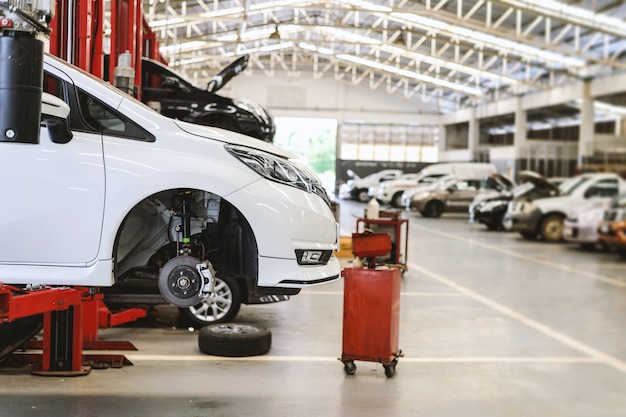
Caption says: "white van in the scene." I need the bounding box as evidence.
[420,162,496,177]
[378,163,496,207]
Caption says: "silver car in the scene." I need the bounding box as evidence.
[408,177,490,218]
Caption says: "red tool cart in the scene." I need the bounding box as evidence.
[340,232,402,378]
[355,212,408,271]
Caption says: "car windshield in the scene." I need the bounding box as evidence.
[437,176,458,190]
[558,176,590,196]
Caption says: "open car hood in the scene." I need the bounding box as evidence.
[207,55,249,93]
[517,170,560,195]
[490,173,515,189]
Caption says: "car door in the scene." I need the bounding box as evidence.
[447,180,480,211]
[0,72,105,264]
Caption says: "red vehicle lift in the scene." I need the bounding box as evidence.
[0,284,139,376]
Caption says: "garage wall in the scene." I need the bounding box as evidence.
[223,75,440,124]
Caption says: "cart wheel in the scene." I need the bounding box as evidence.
[343,360,357,375]
[383,363,396,378]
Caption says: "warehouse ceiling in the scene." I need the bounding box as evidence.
[141,0,626,114]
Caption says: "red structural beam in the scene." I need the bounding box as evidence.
[49,0,104,77]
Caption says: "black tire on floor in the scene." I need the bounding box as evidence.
[198,323,271,357]
[0,314,43,361]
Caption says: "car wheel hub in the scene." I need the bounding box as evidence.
[158,255,204,307]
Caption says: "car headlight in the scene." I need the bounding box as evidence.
[579,208,604,224]
[225,144,331,206]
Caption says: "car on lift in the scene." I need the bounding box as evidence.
[140,54,275,143]
[505,172,625,242]
[0,54,340,328]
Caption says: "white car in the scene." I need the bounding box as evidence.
[338,169,403,202]
[505,172,625,242]
[378,173,449,207]
[0,54,341,320]
[368,173,420,201]
[563,199,613,249]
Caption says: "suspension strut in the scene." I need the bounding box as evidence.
[174,191,194,256]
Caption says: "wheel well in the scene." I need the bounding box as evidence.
[427,199,443,208]
[392,191,404,204]
[112,188,258,301]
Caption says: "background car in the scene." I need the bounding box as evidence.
[406,176,489,218]
[597,193,626,257]
[140,55,275,142]
[505,172,625,242]
[563,199,613,249]
[338,169,403,202]
[368,172,420,202]
[470,172,556,231]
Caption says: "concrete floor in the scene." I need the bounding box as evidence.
[2,199,626,417]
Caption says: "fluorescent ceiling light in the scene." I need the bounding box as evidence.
[217,25,300,43]
[175,56,208,66]
[317,26,381,45]
[391,12,586,68]
[237,42,295,55]
[344,0,392,12]
[249,0,309,11]
[382,44,518,85]
[149,18,185,28]
[337,54,483,95]
[299,42,334,55]
[322,28,517,85]
[160,41,208,54]
[573,99,626,117]
[500,0,626,38]
[200,6,244,18]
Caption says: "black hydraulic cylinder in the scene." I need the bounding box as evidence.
[0,33,44,144]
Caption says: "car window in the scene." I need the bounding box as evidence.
[142,60,196,91]
[452,181,477,191]
[559,176,589,196]
[585,179,618,198]
[76,89,153,141]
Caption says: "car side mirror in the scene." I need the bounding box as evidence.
[161,77,182,90]
[41,93,73,144]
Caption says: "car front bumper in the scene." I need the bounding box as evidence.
[505,207,542,234]
[227,179,341,289]
[563,220,600,245]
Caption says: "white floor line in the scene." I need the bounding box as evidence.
[301,290,464,297]
[408,261,626,374]
[410,223,626,288]
[124,354,601,364]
